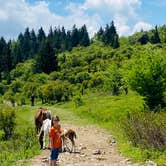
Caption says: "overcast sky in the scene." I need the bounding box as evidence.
[0,0,165,39]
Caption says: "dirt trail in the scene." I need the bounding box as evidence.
[28,123,146,166]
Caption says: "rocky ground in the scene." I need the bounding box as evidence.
[28,123,156,166]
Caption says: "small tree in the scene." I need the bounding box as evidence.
[125,45,166,109]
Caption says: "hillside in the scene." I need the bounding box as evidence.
[0,25,166,165]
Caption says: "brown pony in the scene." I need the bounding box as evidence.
[34,108,50,134]
[35,108,52,149]
[34,108,44,134]
[61,129,77,153]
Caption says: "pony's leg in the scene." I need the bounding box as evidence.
[61,137,65,152]
[39,131,43,149]
[43,131,46,149]
[71,138,75,153]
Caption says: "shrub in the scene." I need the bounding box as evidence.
[40,80,73,103]
[3,90,16,107]
[124,45,166,108]
[0,105,16,140]
[89,72,104,88]
[73,95,84,107]
[75,72,91,83]
[10,79,23,93]
[122,111,166,150]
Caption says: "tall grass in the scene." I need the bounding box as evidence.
[55,91,166,165]
[122,111,166,150]
[0,105,40,166]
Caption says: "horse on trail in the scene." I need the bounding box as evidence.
[38,118,51,149]
[61,129,77,153]
[34,108,51,149]
[34,108,44,134]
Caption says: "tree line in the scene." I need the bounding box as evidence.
[0,24,90,78]
[0,22,164,80]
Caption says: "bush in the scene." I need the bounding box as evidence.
[89,72,104,88]
[73,95,84,107]
[40,80,73,103]
[0,105,16,140]
[124,45,166,108]
[75,72,91,83]
[122,111,166,150]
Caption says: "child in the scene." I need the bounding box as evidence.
[49,115,62,166]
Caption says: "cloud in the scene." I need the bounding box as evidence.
[83,0,141,18]
[0,0,101,39]
[0,0,153,39]
[0,0,65,39]
[132,21,153,33]
[69,0,143,36]
[114,14,131,36]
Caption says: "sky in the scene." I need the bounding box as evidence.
[0,0,165,39]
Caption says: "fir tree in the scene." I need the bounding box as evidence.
[60,26,67,52]
[66,30,72,51]
[97,27,104,41]
[35,40,57,74]
[79,25,90,47]
[23,27,31,59]
[151,25,161,44]
[37,27,46,50]
[0,37,7,77]
[30,29,37,57]
[47,26,54,46]
[102,21,120,48]
[71,25,79,47]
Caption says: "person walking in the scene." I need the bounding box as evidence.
[49,115,62,166]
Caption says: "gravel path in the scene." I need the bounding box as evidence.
[28,123,145,166]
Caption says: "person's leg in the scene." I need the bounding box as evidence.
[50,160,56,166]
[50,149,59,166]
[50,149,55,166]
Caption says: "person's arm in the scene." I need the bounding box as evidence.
[49,128,54,149]
[49,137,53,149]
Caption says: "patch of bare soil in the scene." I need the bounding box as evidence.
[29,123,144,166]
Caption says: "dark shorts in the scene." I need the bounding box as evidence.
[50,148,60,160]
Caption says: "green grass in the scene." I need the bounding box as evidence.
[52,91,166,165]
[0,90,165,165]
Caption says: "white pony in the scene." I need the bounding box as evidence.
[38,110,51,149]
[42,118,51,149]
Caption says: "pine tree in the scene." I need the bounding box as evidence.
[71,25,79,47]
[35,40,57,74]
[30,29,37,57]
[79,25,90,47]
[23,27,31,59]
[60,26,67,52]
[112,34,120,48]
[103,24,110,45]
[102,21,119,48]
[53,27,61,52]
[97,27,104,41]
[151,25,161,44]
[37,27,46,50]
[11,42,23,68]
[48,26,54,46]
[0,37,7,77]
[66,30,72,51]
